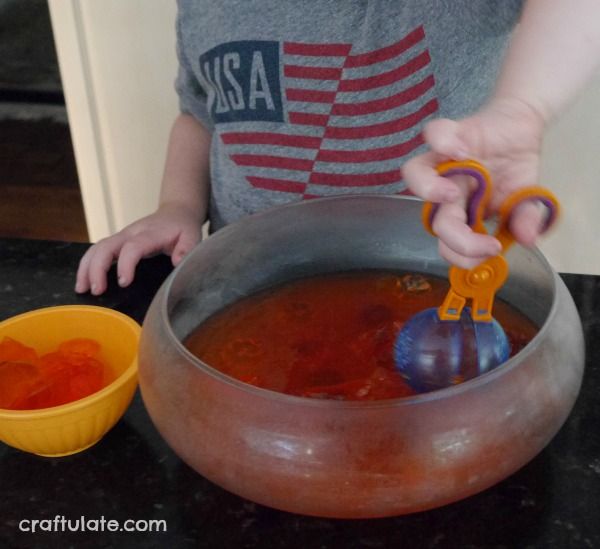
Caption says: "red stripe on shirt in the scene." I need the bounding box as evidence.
[331,75,434,116]
[324,98,438,139]
[338,50,431,92]
[286,88,337,103]
[316,133,424,163]
[247,176,307,193]
[231,154,313,171]
[284,42,351,56]
[345,26,425,68]
[289,112,330,126]
[309,169,402,187]
[284,65,343,80]
[222,132,321,149]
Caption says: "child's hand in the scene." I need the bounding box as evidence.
[75,203,202,295]
[403,98,547,269]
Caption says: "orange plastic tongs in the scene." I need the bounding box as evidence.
[422,159,560,322]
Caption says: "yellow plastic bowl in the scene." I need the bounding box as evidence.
[0,305,140,457]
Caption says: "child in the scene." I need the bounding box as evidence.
[75,0,600,295]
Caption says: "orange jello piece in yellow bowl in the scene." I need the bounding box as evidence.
[0,305,140,457]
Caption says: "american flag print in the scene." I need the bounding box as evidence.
[198,26,439,199]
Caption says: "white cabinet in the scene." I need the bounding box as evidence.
[48,0,178,240]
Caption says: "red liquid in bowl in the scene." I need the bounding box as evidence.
[185,271,537,400]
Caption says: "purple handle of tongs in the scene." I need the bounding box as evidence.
[498,189,560,240]
[526,196,558,233]
[426,166,490,230]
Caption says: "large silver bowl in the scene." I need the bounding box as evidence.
[138,195,584,518]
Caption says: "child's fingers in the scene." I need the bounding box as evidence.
[423,118,470,160]
[82,238,124,296]
[436,201,545,269]
[75,246,95,293]
[438,241,493,270]
[432,203,502,267]
[507,200,546,247]
[117,236,163,288]
[171,229,201,266]
[403,151,461,203]
[404,117,479,202]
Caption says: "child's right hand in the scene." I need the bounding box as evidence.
[75,203,203,295]
[403,97,546,269]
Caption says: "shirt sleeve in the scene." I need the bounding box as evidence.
[174,6,214,131]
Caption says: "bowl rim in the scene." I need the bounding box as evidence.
[0,304,140,419]
[156,194,563,409]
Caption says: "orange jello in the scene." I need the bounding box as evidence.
[0,336,114,410]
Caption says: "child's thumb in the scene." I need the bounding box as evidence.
[171,232,200,266]
[423,118,469,160]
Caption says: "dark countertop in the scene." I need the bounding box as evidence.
[1,237,600,549]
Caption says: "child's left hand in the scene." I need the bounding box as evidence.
[403,97,547,269]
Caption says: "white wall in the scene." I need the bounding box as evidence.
[539,71,600,275]
[50,1,600,274]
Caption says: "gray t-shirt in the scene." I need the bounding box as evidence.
[176,0,524,231]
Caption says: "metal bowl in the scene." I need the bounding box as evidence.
[138,195,584,518]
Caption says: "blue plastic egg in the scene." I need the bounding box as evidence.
[394,307,510,393]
